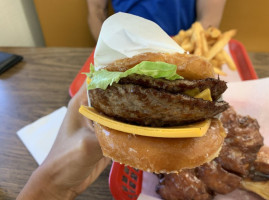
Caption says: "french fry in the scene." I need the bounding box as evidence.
[210,58,220,68]
[214,50,237,71]
[181,37,191,46]
[185,28,193,38]
[241,180,269,200]
[206,29,237,60]
[173,28,193,44]
[214,51,226,66]
[181,42,194,52]
[172,23,237,76]
[206,27,221,39]
[206,38,218,46]
[191,22,203,56]
[210,57,225,76]
[221,50,237,70]
[213,66,227,76]
[173,30,185,44]
[181,37,195,53]
[200,31,208,55]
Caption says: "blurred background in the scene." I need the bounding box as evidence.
[0,0,268,52]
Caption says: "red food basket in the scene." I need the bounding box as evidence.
[69,49,95,97]
[228,39,258,80]
[69,39,258,200]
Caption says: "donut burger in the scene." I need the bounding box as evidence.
[80,52,228,173]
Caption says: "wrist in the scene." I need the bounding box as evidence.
[17,167,76,200]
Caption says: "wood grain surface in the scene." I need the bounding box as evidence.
[0,47,112,200]
[0,47,268,200]
[248,52,269,78]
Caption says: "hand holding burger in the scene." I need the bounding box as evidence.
[17,83,110,200]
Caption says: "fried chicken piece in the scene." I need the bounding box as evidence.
[218,107,263,177]
[197,160,241,194]
[156,169,212,200]
[156,107,267,200]
[254,146,269,175]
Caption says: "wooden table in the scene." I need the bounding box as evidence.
[0,47,268,200]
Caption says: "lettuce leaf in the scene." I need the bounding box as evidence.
[85,61,183,90]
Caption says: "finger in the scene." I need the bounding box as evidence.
[63,81,92,131]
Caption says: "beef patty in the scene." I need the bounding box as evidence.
[119,74,227,100]
[89,75,228,127]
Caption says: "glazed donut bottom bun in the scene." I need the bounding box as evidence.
[94,118,226,173]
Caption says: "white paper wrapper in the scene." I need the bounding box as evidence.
[94,12,185,70]
[17,107,67,165]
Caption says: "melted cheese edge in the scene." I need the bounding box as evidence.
[79,88,213,138]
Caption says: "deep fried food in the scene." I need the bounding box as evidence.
[156,107,268,200]
[157,170,212,200]
[172,23,237,75]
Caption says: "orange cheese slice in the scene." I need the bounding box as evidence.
[80,88,213,138]
[79,105,211,138]
[194,88,212,101]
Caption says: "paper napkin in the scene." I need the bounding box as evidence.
[94,12,184,70]
[17,107,67,165]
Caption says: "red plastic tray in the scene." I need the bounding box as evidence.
[69,49,95,97]
[109,162,143,200]
[69,39,258,200]
[228,39,257,80]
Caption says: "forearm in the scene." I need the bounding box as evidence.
[196,0,226,28]
[17,83,107,200]
[17,167,75,200]
[87,0,108,41]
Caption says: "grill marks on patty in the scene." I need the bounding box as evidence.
[119,74,227,101]
[89,75,229,127]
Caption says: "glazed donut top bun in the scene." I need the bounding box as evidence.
[105,52,215,80]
